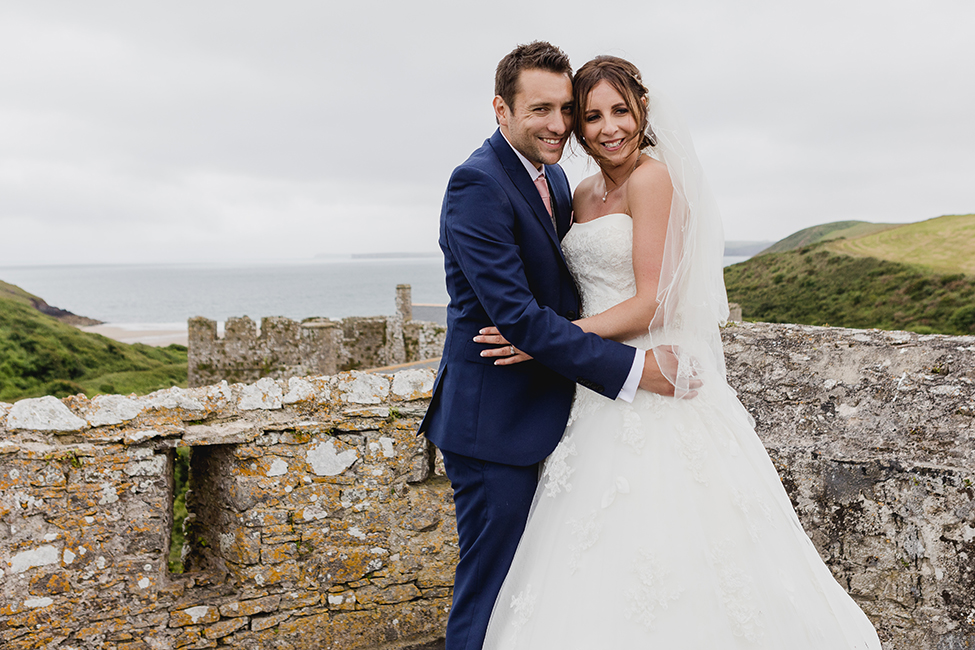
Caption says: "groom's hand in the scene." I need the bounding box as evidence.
[474,327,533,365]
[640,349,701,398]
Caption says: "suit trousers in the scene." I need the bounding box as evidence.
[440,449,540,650]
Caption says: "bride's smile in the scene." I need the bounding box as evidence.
[582,80,642,167]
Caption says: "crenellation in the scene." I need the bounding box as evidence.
[188,286,446,388]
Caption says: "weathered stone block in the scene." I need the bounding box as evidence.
[219,594,281,618]
[204,616,249,639]
[28,571,71,596]
[238,377,284,411]
[7,396,87,433]
[234,560,300,588]
[219,526,262,565]
[170,606,220,628]
[305,438,359,477]
[86,394,145,427]
[354,582,422,605]
[391,368,436,401]
[261,542,298,565]
[250,610,292,631]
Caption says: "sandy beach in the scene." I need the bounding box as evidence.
[81,324,188,347]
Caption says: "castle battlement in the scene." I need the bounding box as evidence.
[188,284,446,387]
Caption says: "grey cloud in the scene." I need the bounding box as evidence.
[1,0,972,264]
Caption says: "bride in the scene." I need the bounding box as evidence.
[479,56,883,648]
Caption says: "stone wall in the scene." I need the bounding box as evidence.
[0,370,451,650]
[723,323,975,649]
[1,322,974,649]
[188,285,446,387]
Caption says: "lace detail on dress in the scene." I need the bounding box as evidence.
[542,435,578,497]
[562,214,636,319]
[710,539,765,643]
[674,421,710,486]
[624,547,684,630]
[601,476,631,509]
[616,407,646,454]
[567,511,602,573]
[566,385,609,429]
[733,488,776,542]
[509,584,536,630]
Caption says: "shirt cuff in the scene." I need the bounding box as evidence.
[617,348,644,403]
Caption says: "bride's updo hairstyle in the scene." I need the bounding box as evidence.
[572,56,656,162]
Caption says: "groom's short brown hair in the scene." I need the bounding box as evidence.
[495,41,572,110]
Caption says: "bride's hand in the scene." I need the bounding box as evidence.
[641,347,703,399]
[473,326,533,365]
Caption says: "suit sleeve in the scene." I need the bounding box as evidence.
[443,165,635,398]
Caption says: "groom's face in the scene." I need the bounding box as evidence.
[494,68,573,169]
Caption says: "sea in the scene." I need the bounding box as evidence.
[0,255,751,332]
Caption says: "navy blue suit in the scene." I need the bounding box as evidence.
[420,130,636,649]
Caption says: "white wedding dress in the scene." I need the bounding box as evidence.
[482,213,882,649]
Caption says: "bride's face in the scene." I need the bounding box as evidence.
[582,80,640,166]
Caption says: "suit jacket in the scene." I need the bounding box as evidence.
[419,129,636,466]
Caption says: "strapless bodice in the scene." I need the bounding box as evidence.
[562,213,637,320]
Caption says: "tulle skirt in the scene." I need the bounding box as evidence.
[483,377,882,649]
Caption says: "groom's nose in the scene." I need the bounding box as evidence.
[547,112,568,135]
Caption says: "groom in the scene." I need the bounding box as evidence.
[419,41,678,650]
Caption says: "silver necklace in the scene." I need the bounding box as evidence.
[601,154,641,202]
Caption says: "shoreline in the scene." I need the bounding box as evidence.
[81,323,189,347]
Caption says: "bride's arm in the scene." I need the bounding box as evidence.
[573,158,672,342]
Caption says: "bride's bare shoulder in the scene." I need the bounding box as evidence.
[630,156,671,187]
[627,156,673,215]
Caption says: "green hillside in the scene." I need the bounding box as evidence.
[760,220,898,255]
[1,280,187,402]
[725,244,975,335]
[826,214,975,275]
[1,279,44,306]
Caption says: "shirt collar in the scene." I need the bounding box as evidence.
[499,129,545,181]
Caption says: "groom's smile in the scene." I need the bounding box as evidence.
[493,68,573,169]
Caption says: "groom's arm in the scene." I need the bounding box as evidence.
[444,166,636,399]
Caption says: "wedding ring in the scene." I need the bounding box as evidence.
[509,345,515,356]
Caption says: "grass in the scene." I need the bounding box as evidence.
[169,446,190,573]
[1,279,45,306]
[826,214,975,275]
[760,220,899,255]
[0,281,188,402]
[724,244,975,335]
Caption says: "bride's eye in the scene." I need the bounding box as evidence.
[584,113,600,123]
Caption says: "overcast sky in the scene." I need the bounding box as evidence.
[1,0,972,266]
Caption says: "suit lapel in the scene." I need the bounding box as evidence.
[488,130,562,250]
[545,166,572,240]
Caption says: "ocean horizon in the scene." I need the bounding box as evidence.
[1,255,751,335]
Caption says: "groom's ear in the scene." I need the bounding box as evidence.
[493,95,508,127]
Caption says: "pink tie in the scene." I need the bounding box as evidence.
[534,173,556,228]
